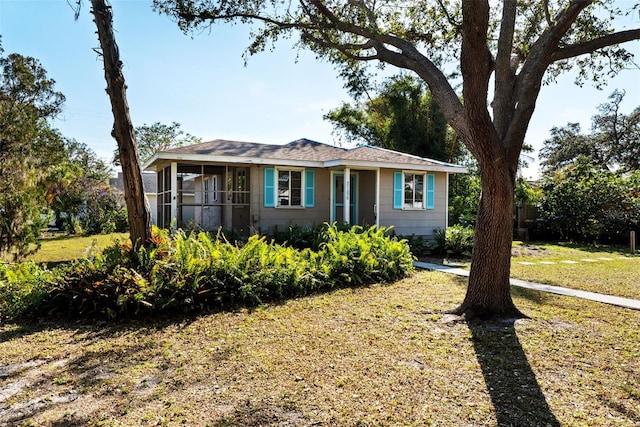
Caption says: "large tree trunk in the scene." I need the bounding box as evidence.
[450,156,524,319]
[91,0,152,249]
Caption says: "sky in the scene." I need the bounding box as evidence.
[0,0,638,179]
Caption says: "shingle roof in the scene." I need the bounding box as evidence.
[165,138,346,161]
[152,138,465,172]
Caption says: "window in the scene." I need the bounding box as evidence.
[394,171,435,210]
[404,173,424,209]
[235,168,247,204]
[212,176,218,202]
[203,177,210,204]
[278,170,302,207]
[203,176,218,204]
[264,168,315,208]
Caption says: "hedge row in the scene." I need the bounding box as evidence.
[0,224,414,320]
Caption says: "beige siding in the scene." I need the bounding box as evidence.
[250,166,332,233]
[378,168,448,238]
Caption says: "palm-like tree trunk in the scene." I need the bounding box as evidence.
[90,0,152,249]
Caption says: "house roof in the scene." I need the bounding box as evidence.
[145,138,467,173]
[109,171,158,194]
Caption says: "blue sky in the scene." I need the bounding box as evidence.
[1,0,638,178]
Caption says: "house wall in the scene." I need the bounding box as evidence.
[378,168,448,238]
[150,162,451,238]
[250,166,333,233]
[146,194,157,226]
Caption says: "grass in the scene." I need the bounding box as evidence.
[25,233,129,264]
[0,270,639,426]
[510,242,640,300]
[1,236,638,425]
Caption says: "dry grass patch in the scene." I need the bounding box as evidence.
[0,272,639,426]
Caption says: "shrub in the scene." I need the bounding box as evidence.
[432,225,474,258]
[537,161,640,243]
[401,234,431,257]
[2,224,414,320]
[0,261,54,319]
[319,225,414,285]
[271,222,353,251]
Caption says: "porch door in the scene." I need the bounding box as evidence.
[232,167,250,235]
[333,173,357,224]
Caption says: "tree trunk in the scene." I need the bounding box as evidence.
[450,156,524,319]
[90,0,152,249]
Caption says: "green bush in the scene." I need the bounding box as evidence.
[0,261,54,319]
[271,222,353,251]
[537,160,640,243]
[400,234,431,257]
[432,225,475,258]
[1,224,414,320]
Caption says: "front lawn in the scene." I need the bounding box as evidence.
[0,271,638,426]
[510,242,640,300]
[26,232,129,264]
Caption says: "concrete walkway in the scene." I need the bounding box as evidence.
[414,262,640,311]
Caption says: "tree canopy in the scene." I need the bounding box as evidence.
[540,90,640,173]
[154,0,640,318]
[324,74,460,162]
[0,45,67,260]
[538,159,640,242]
[113,121,201,166]
[50,139,121,234]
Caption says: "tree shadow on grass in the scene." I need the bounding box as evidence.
[468,319,560,427]
[0,313,219,425]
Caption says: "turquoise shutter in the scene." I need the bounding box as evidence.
[393,171,403,209]
[304,169,315,208]
[426,174,435,209]
[264,168,275,207]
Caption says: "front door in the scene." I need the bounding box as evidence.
[332,173,357,224]
[232,167,250,235]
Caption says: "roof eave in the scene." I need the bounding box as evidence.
[324,159,467,173]
[143,152,325,169]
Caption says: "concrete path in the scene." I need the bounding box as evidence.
[414,261,640,311]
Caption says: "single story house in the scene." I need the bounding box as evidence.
[143,138,466,238]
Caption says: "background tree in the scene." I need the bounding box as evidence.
[0,45,67,261]
[113,121,201,166]
[155,0,640,318]
[540,90,640,174]
[325,74,461,162]
[50,139,126,234]
[537,159,640,242]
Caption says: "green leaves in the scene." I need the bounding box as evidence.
[0,49,67,261]
[540,90,640,174]
[538,160,640,243]
[324,74,457,163]
[0,224,414,320]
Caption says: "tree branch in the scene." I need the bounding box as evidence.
[493,0,518,138]
[551,29,640,61]
[505,0,592,161]
[460,0,496,160]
